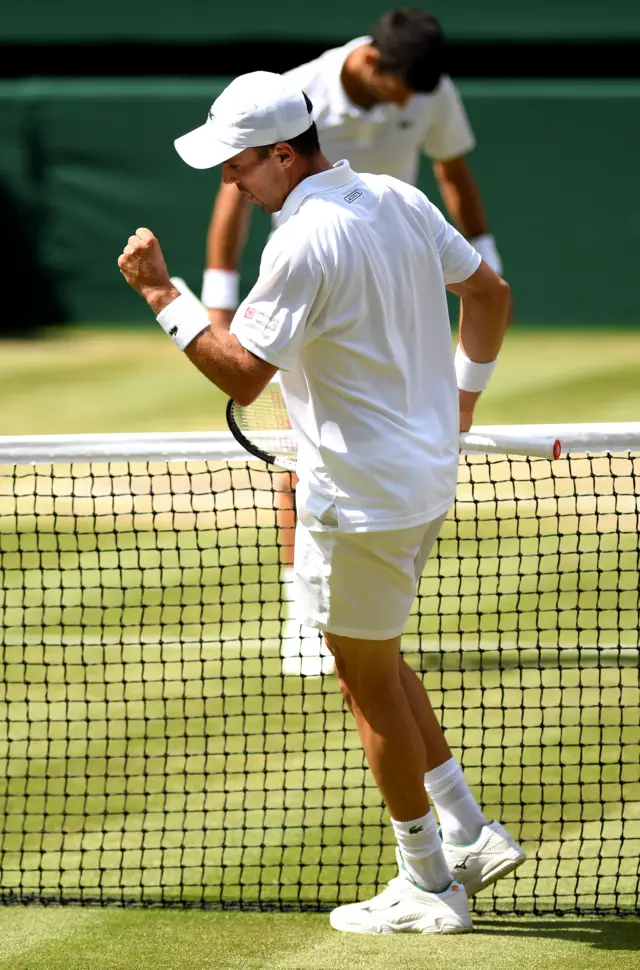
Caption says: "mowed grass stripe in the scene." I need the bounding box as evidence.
[1,327,640,435]
[0,910,638,970]
[0,906,111,967]
[2,655,638,909]
[1,328,638,914]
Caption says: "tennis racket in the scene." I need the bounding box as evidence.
[227,384,562,468]
[226,383,297,470]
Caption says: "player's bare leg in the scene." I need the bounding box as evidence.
[326,631,472,934]
[337,646,525,899]
[398,655,525,894]
[277,472,333,676]
[275,471,297,571]
[398,658,452,770]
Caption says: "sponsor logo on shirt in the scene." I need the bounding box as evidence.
[244,306,277,331]
[344,189,363,204]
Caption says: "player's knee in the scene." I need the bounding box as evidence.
[335,656,397,703]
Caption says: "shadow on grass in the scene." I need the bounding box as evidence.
[474,917,640,951]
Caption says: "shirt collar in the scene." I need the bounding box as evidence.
[278,160,356,224]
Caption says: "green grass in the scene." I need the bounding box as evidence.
[2,492,639,912]
[0,909,638,970]
[0,326,639,434]
[0,325,639,963]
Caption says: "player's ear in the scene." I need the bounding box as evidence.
[275,142,296,168]
[363,45,382,73]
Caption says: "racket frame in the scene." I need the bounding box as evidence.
[226,398,298,471]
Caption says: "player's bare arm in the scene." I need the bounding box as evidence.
[447,260,510,432]
[184,327,276,406]
[204,181,253,328]
[433,156,487,239]
[118,227,275,404]
[434,155,504,277]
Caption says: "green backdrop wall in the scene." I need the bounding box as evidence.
[1,79,639,326]
[3,1,640,41]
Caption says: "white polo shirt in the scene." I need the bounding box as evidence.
[231,161,481,533]
[284,37,476,186]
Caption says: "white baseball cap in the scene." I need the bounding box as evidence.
[174,71,313,170]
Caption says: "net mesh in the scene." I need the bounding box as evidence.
[0,442,638,914]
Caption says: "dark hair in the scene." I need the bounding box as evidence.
[370,8,447,93]
[256,93,321,158]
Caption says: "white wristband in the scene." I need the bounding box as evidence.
[201,268,239,309]
[455,345,498,393]
[469,233,502,275]
[157,295,210,351]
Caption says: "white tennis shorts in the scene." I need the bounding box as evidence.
[293,510,447,640]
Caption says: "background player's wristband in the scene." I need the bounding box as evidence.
[455,345,498,393]
[469,233,502,275]
[157,295,210,351]
[202,268,239,309]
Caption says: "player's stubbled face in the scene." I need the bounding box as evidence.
[366,70,416,109]
[222,148,289,214]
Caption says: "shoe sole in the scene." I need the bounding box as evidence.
[465,850,527,897]
[330,917,472,935]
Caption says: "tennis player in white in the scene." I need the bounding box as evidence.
[118,70,525,935]
[202,8,504,676]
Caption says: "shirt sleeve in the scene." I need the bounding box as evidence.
[422,76,476,161]
[230,227,324,372]
[423,197,482,284]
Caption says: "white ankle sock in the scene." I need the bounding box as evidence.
[391,810,451,894]
[424,757,488,846]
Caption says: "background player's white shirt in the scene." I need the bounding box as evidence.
[231,161,481,533]
[285,36,476,185]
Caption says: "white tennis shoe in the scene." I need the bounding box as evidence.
[442,821,526,897]
[329,874,472,935]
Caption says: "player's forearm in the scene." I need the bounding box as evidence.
[184,327,268,404]
[433,158,487,239]
[145,284,268,403]
[457,277,510,364]
[455,276,510,431]
[206,182,252,270]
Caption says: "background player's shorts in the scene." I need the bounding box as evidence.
[293,511,448,639]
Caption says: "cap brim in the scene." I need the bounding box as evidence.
[174,123,239,170]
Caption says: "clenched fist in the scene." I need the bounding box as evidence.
[118,228,176,312]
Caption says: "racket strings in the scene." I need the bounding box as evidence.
[233,385,298,462]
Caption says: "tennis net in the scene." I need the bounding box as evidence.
[0,425,638,914]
